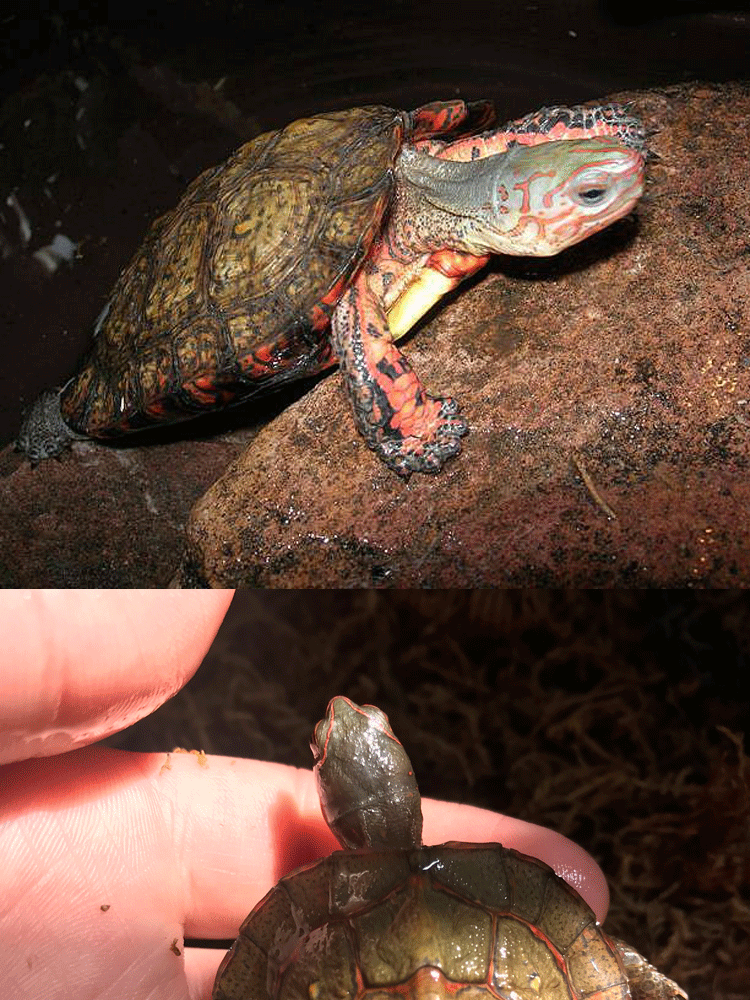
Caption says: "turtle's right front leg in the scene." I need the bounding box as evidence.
[330,272,467,477]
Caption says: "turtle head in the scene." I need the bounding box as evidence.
[311,697,423,850]
[477,136,646,256]
[398,136,645,258]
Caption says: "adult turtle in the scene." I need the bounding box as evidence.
[18,100,646,476]
[214,696,687,1000]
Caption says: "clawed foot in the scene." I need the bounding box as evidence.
[331,274,470,477]
[16,389,80,463]
[373,395,468,477]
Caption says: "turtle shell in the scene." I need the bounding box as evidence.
[59,106,409,437]
[212,841,630,1000]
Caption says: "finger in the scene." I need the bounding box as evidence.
[168,756,610,932]
[0,589,234,764]
[1,748,190,1000]
[184,947,223,1000]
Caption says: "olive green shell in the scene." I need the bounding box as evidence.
[213,843,630,1000]
[60,106,406,436]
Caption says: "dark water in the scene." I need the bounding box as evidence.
[2,1,749,446]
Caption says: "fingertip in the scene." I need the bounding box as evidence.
[0,590,235,764]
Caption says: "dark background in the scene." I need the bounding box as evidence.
[1,2,749,447]
[103,590,750,1000]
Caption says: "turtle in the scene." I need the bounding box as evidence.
[213,696,688,1000]
[18,99,647,476]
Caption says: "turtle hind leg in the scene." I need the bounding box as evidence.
[611,937,688,1000]
[330,274,468,477]
[17,389,82,463]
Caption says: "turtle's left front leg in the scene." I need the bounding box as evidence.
[330,271,468,476]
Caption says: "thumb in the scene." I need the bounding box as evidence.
[0,590,234,765]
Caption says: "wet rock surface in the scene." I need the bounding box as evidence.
[176,82,750,587]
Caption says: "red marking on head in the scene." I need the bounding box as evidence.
[513,170,556,214]
[545,204,576,224]
[507,215,545,241]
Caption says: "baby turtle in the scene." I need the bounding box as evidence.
[19,100,646,476]
[213,696,687,1000]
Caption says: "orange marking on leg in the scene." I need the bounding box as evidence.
[331,272,468,474]
[427,249,490,280]
[394,398,444,437]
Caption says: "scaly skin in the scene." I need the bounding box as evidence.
[331,277,469,476]
[332,123,646,476]
[414,103,646,159]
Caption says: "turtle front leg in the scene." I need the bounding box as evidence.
[330,272,467,476]
[611,938,688,1000]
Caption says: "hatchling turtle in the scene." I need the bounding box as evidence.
[213,696,688,1000]
[18,99,647,476]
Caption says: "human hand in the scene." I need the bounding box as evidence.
[0,591,610,1000]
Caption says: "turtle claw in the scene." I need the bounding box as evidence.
[17,389,80,463]
[377,396,469,477]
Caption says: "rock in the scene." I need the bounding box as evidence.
[0,430,254,586]
[176,81,750,587]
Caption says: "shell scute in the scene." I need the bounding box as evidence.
[419,844,513,910]
[501,848,551,923]
[279,923,358,1000]
[567,923,629,998]
[320,185,388,257]
[61,105,406,436]
[325,849,412,914]
[210,171,318,304]
[354,879,491,985]
[240,885,308,968]
[214,933,272,1000]
[537,866,596,951]
[170,323,225,395]
[143,203,212,327]
[137,344,178,420]
[492,918,569,1000]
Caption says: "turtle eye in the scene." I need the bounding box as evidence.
[576,186,608,205]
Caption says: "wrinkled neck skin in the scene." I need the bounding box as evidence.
[390,146,513,259]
